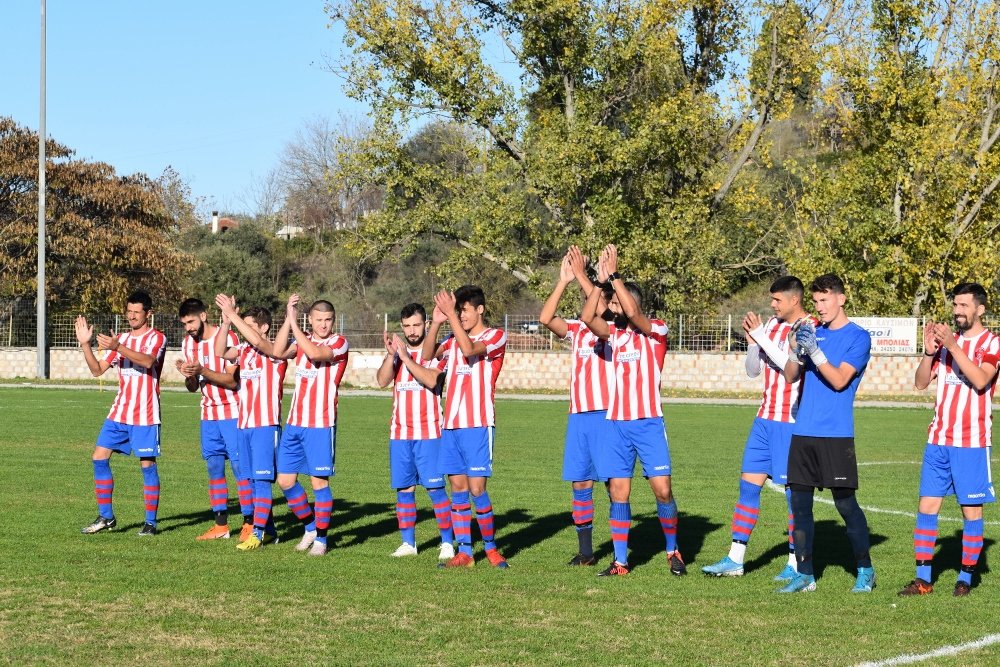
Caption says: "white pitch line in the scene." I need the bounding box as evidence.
[764,480,1000,525]
[855,634,1000,667]
[857,461,921,466]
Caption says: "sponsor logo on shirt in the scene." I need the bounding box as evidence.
[455,364,473,376]
[617,350,641,363]
[944,371,968,386]
[296,368,319,379]
[241,369,262,380]
[396,380,423,392]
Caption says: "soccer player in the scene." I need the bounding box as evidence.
[418,285,509,568]
[213,295,288,550]
[176,298,253,541]
[702,276,810,579]
[778,274,874,593]
[269,294,350,557]
[899,282,998,597]
[77,290,167,536]
[539,248,615,566]
[375,303,455,560]
[579,245,684,577]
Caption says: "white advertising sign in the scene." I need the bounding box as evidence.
[853,317,918,355]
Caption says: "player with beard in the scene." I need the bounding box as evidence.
[779,274,874,593]
[539,247,616,566]
[580,245,684,577]
[899,283,999,597]
[78,290,167,536]
[176,298,253,541]
[702,276,811,580]
[376,303,455,560]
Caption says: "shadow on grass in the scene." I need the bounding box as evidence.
[930,531,993,587]
[623,512,722,571]
[810,519,888,579]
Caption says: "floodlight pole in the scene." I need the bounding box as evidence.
[37,0,48,378]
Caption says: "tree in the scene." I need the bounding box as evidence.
[784,0,1000,316]
[329,0,836,314]
[0,117,190,312]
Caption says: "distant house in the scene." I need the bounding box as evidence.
[210,211,239,234]
[275,225,305,240]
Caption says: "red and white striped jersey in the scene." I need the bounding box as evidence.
[103,328,167,426]
[607,320,668,421]
[182,329,240,421]
[754,317,799,423]
[390,347,443,440]
[286,333,350,428]
[439,328,507,429]
[564,320,614,414]
[927,329,1000,448]
[235,342,287,429]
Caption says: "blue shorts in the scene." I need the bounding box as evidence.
[201,418,239,462]
[439,427,493,477]
[96,419,160,458]
[604,418,672,479]
[390,438,445,488]
[919,444,995,504]
[741,417,795,482]
[238,426,280,481]
[563,411,614,482]
[277,424,336,477]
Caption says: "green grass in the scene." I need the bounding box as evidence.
[0,388,997,666]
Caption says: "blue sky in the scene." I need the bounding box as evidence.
[3,1,365,215]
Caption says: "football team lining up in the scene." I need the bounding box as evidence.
[72,244,996,594]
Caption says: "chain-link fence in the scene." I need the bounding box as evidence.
[3,308,989,352]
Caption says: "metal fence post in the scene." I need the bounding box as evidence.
[384,312,388,332]
[678,314,684,352]
[727,314,732,352]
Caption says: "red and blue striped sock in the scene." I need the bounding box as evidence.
[282,482,316,533]
[396,490,417,546]
[252,480,272,536]
[93,459,114,520]
[727,479,761,562]
[313,486,333,545]
[141,464,160,527]
[573,488,595,557]
[914,511,938,582]
[472,491,497,551]
[657,499,679,554]
[236,477,253,518]
[609,501,631,564]
[205,455,228,514]
[959,518,984,585]
[427,487,454,544]
[451,491,473,556]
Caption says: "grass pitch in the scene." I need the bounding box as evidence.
[0,387,997,666]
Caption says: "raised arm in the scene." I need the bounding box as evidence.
[914,320,939,390]
[933,323,998,391]
[746,313,790,372]
[578,247,610,339]
[75,316,111,377]
[436,290,488,358]
[216,293,279,358]
[603,245,652,335]
[742,312,764,378]
[269,296,298,360]
[795,322,862,391]
[286,295,341,363]
[423,304,447,359]
[376,330,398,388]
[213,300,240,362]
[539,252,576,339]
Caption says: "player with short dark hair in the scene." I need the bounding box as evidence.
[899,282,998,597]
[214,295,288,548]
[580,245,684,577]
[375,302,455,561]
[175,298,253,541]
[77,290,167,536]
[416,285,509,568]
[540,247,616,566]
[703,276,811,580]
[263,295,350,556]
[778,274,875,593]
